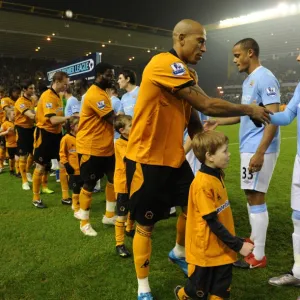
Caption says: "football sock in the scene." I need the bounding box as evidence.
[79,188,92,227]
[60,167,69,199]
[250,203,268,260]
[72,194,80,212]
[134,225,152,280]
[126,212,135,232]
[176,288,190,300]
[26,154,33,172]
[174,212,187,257]
[105,182,116,218]
[210,296,223,300]
[115,219,126,246]
[292,211,300,279]
[0,148,5,168]
[19,156,27,184]
[9,158,15,172]
[137,277,151,295]
[32,168,43,201]
[42,172,48,188]
[15,158,20,174]
[247,203,253,241]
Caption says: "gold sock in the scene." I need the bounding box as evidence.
[176,212,187,247]
[19,156,28,184]
[9,158,15,171]
[72,194,80,212]
[125,212,135,232]
[210,296,223,300]
[79,188,92,227]
[177,287,190,300]
[133,225,152,279]
[42,172,48,189]
[26,153,34,172]
[15,158,20,174]
[0,148,5,168]
[32,168,43,201]
[115,220,125,246]
[105,182,116,218]
[60,168,69,199]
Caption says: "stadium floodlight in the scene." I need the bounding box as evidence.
[219,2,300,28]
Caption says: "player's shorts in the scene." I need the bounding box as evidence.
[0,136,5,148]
[116,193,130,216]
[184,264,232,299]
[186,150,201,175]
[69,175,84,194]
[126,159,194,226]
[33,127,62,167]
[15,125,34,156]
[291,155,300,211]
[240,152,278,193]
[78,154,115,184]
[7,147,17,159]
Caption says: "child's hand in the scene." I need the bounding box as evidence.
[7,127,14,133]
[239,242,254,257]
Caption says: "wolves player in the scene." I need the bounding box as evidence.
[207,38,280,268]
[117,69,139,116]
[125,20,271,299]
[268,53,300,286]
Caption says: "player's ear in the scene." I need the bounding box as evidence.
[248,48,254,58]
[179,33,186,46]
[205,151,213,163]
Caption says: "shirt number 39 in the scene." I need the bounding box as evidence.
[242,167,254,180]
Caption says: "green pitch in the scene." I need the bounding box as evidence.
[0,122,299,300]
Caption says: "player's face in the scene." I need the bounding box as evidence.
[211,143,230,169]
[182,30,207,65]
[11,90,21,101]
[73,123,79,135]
[101,69,115,89]
[233,45,250,73]
[118,74,129,89]
[56,77,69,93]
[25,84,35,97]
[123,121,132,136]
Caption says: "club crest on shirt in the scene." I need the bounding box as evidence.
[45,102,53,108]
[20,103,26,109]
[96,101,105,110]
[170,62,186,76]
[250,80,255,87]
[266,87,277,96]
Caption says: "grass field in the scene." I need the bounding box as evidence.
[0,122,300,300]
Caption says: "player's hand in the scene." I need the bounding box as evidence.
[249,103,273,125]
[248,152,264,173]
[7,127,14,132]
[203,120,218,131]
[239,242,254,257]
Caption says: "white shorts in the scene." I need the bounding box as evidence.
[186,150,201,175]
[240,152,278,193]
[291,155,300,211]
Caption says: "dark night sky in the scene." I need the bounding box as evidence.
[7,0,297,29]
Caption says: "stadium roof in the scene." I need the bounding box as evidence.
[0,2,299,67]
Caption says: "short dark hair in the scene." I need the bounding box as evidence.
[110,85,118,95]
[52,71,69,83]
[114,115,132,134]
[119,69,136,85]
[20,80,34,90]
[9,85,21,97]
[234,38,260,57]
[95,62,114,76]
[65,85,74,95]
